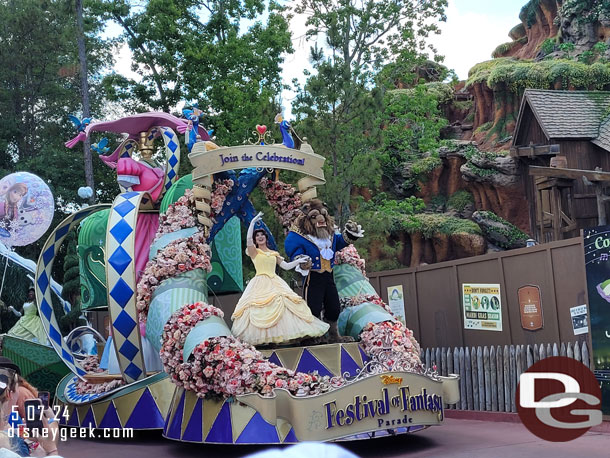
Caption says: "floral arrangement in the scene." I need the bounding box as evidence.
[334,244,366,277]
[75,378,125,395]
[360,321,423,373]
[210,178,234,217]
[155,189,197,240]
[339,293,392,314]
[160,302,342,399]
[81,355,104,373]
[136,230,212,322]
[259,177,302,229]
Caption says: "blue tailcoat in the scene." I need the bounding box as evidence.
[284,230,349,270]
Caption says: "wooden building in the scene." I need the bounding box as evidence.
[511,89,610,242]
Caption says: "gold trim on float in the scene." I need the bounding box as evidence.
[276,418,293,442]
[181,390,199,433]
[202,396,225,440]
[91,400,111,426]
[274,347,304,371]
[76,406,91,426]
[114,388,146,426]
[343,342,364,367]
[308,345,340,376]
[230,402,256,442]
[148,378,174,421]
[165,389,184,433]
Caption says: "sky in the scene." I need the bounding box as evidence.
[112,0,528,114]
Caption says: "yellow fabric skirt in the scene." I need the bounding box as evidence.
[231,273,329,345]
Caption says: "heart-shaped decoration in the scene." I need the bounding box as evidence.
[256,125,267,135]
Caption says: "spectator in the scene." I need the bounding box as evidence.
[0,358,60,456]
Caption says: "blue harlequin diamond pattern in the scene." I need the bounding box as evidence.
[168,154,178,167]
[61,349,74,364]
[42,246,55,266]
[114,199,136,217]
[54,223,70,241]
[110,219,132,244]
[48,326,62,346]
[113,311,137,338]
[40,299,53,320]
[108,246,131,275]
[110,278,134,308]
[167,140,178,153]
[124,363,143,381]
[122,191,139,199]
[167,169,176,180]
[119,339,139,360]
[36,271,49,295]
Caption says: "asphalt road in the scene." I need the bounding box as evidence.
[58,418,610,458]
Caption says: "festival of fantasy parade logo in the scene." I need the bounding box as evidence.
[236,371,455,442]
[323,375,444,430]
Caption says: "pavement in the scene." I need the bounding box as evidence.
[56,418,610,458]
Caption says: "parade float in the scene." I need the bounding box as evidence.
[39,109,459,443]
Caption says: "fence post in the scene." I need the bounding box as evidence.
[546,343,552,359]
[552,342,559,357]
[503,345,510,412]
[526,345,533,369]
[472,347,479,410]
[567,342,574,359]
[582,342,590,368]
[539,343,546,361]
[441,347,448,377]
[476,347,484,410]
[490,346,498,411]
[436,347,442,373]
[425,348,431,370]
[459,347,467,410]
[533,344,540,364]
[574,341,582,363]
[484,346,491,411]
[515,345,523,403]
[465,347,473,410]
[560,342,567,357]
[510,345,516,412]
[497,346,504,412]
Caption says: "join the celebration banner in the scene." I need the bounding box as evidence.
[583,225,610,414]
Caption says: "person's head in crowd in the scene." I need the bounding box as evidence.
[0,357,60,456]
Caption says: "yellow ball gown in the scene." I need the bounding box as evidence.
[231,249,329,345]
[8,302,48,344]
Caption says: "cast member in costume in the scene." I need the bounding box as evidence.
[284,200,363,343]
[7,288,47,345]
[231,212,329,345]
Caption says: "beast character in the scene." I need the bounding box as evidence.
[284,200,363,343]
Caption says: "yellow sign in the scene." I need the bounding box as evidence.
[189,144,327,183]
[237,371,459,442]
[462,283,503,331]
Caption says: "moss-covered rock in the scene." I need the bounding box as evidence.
[472,210,530,249]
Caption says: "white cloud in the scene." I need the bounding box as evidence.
[430,0,520,79]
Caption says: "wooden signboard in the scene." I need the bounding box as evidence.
[518,285,543,331]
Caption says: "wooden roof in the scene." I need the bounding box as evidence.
[513,89,610,151]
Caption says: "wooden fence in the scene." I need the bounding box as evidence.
[421,341,590,411]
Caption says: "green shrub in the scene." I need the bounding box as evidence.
[447,190,474,212]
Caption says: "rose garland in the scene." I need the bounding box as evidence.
[210,178,234,218]
[136,230,212,323]
[155,189,197,241]
[339,293,392,314]
[160,302,342,399]
[360,321,423,373]
[75,356,126,394]
[334,244,366,277]
[259,177,302,229]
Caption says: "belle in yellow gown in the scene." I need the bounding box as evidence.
[231,214,329,345]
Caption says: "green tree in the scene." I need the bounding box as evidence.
[60,230,86,333]
[99,0,293,145]
[0,0,118,260]
[292,0,447,223]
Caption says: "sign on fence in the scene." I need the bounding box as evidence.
[518,285,543,331]
[583,225,610,415]
[462,283,502,331]
[387,285,406,324]
[570,304,588,335]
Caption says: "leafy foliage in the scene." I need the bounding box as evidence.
[475,211,529,249]
[292,0,447,223]
[447,190,474,212]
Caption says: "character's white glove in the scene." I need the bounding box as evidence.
[294,255,311,276]
[8,306,21,318]
[344,220,364,238]
[280,256,311,271]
